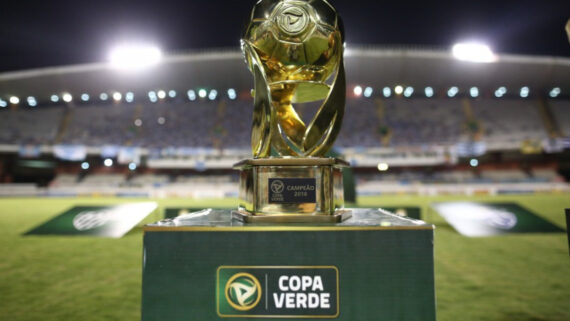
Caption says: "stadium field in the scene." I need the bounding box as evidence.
[0,194,568,321]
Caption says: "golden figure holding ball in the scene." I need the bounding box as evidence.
[234,0,350,223]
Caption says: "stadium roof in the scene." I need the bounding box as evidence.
[0,47,569,101]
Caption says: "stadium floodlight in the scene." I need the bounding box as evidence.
[128,162,137,171]
[62,93,73,103]
[9,96,20,104]
[227,88,237,100]
[109,44,162,70]
[209,89,218,100]
[157,90,166,99]
[383,87,391,98]
[447,86,459,98]
[198,89,207,98]
[549,87,560,98]
[188,90,197,101]
[403,86,414,98]
[452,42,497,63]
[81,93,90,102]
[125,92,134,103]
[134,119,142,127]
[520,87,529,98]
[27,96,37,107]
[0,99,7,108]
[470,158,479,167]
[363,87,373,98]
[470,87,479,98]
[394,85,404,95]
[100,93,109,101]
[168,90,177,98]
[353,85,363,96]
[51,94,60,103]
[495,86,507,98]
[425,87,434,98]
[377,163,389,171]
[112,92,122,101]
[157,117,166,125]
[104,158,113,167]
[81,162,90,170]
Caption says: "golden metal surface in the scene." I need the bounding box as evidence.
[232,209,351,223]
[242,0,345,158]
[233,157,349,168]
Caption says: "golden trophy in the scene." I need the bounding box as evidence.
[233,0,350,223]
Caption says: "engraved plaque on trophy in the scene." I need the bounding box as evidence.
[233,0,350,223]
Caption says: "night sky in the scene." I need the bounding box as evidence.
[0,0,569,72]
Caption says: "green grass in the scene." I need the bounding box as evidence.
[0,195,568,321]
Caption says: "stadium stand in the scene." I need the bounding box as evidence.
[471,99,549,144]
[0,48,568,196]
[0,107,63,145]
[550,100,570,136]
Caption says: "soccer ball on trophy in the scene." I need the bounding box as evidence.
[242,0,345,158]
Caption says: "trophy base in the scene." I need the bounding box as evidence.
[233,157,349,222]
[232,208,352,223]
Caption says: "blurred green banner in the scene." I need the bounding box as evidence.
[25,202,157,238]
[432,202,564,237]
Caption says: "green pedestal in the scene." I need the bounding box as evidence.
[142,209,436,320]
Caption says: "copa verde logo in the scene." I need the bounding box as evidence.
[217,266,339,318]
[225,272,262,311]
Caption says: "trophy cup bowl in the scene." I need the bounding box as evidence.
[234,0,350,223]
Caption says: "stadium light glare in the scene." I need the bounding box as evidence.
[495,86,507,98]
[227,88,237,100]
[383,87,391,97]
[168,90,176,98]
[81,93,90,102]
[452,42,497,63]
[112,92,122,101]
[363,87,373,98]
[27,96,37,107]
[394,85,403,95]
[134,119,142,127]
[447,86,459,98]
[125,92,134,103]
[377,163,389,171]
[0,99,7,108]
[157,117,166,125]
[470,87,479,98]
[198,89,207,98]
[100,93,109,101]
[109,44,162,70]
[81,162,90,170]
[470,158,479,167]
[425,87,434,98]
[209,89,218,100]
[353,85,363,96]
[188,90,197,101]
[403,86,414,98]
[62,93,73,103]
[520,87,529,98]
[9,96,20,104]
[128,162,137,171]
[157,90,166,99]
[104,158,113,167]
[549,87,560,98]
[50,95,60,103]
